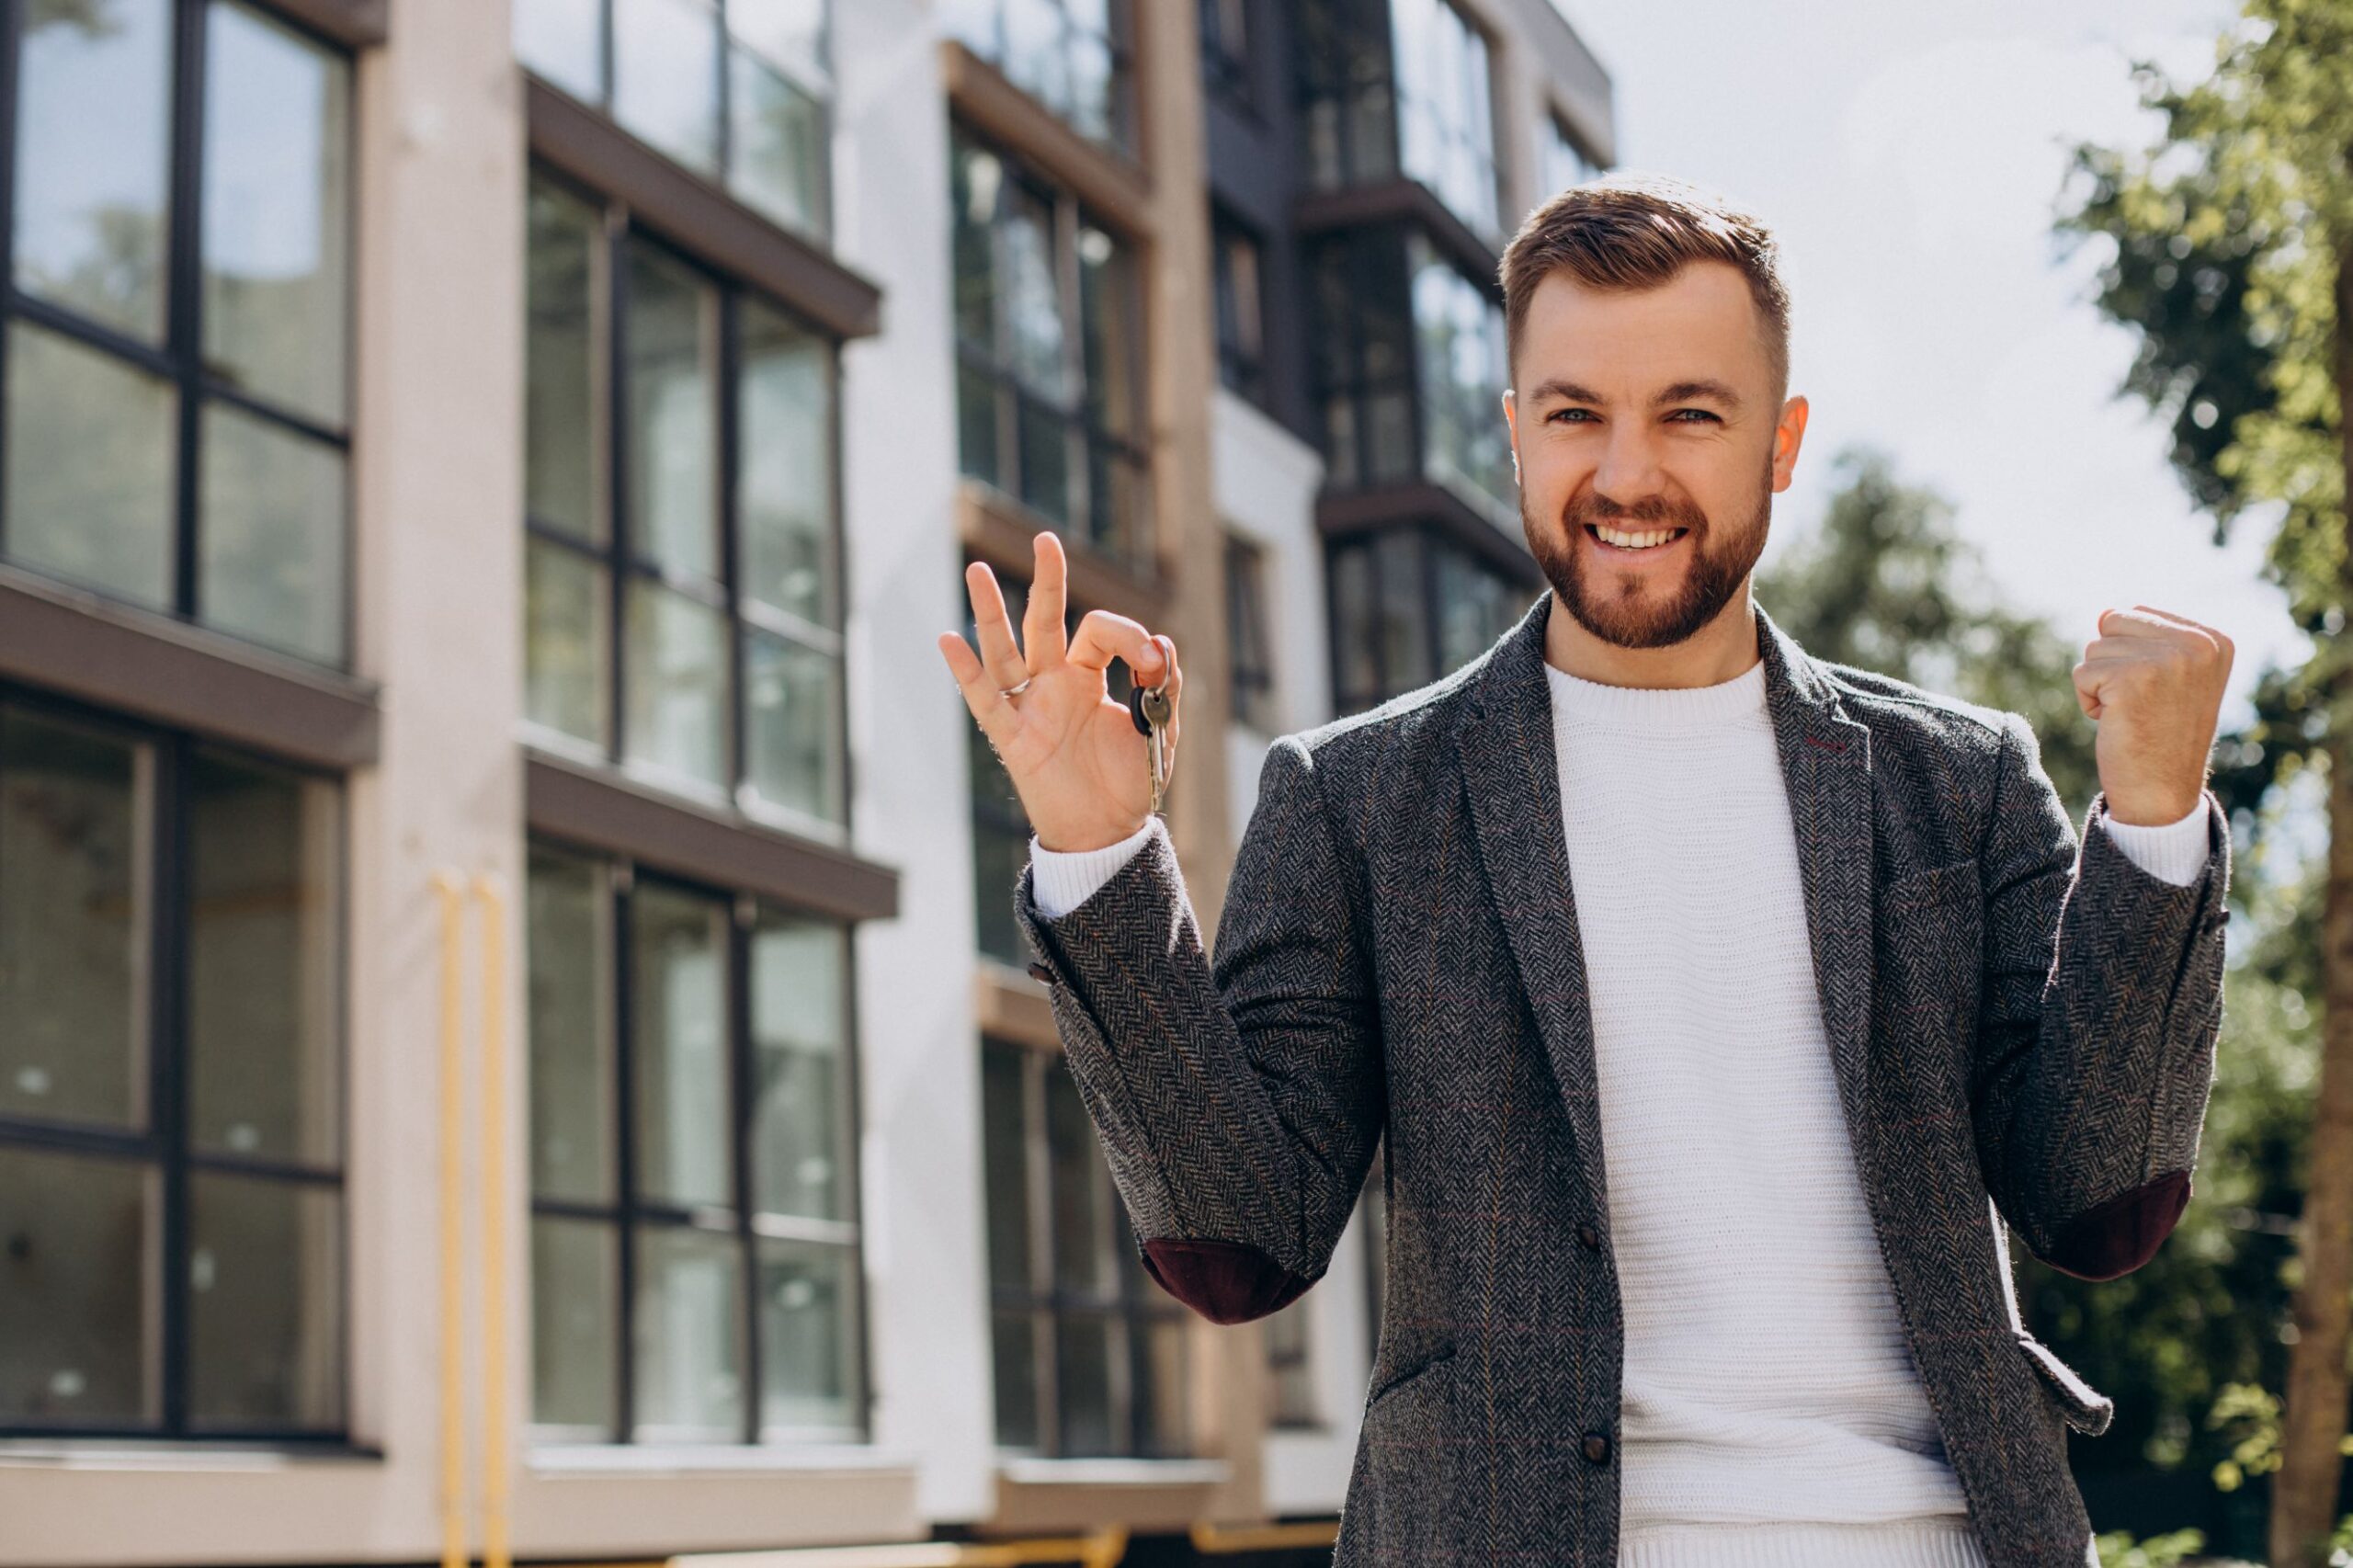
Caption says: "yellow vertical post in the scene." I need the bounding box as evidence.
[434,872,471,1568]
[473,875,513,1568]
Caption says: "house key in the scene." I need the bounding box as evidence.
[1127,673,1174,818]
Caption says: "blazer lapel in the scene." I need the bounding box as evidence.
[1452,594,1878,1223]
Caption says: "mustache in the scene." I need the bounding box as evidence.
[1562,490,1711,532]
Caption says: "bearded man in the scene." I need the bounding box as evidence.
[938,174,2233,1568]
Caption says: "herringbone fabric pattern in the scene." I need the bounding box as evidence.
[1009,592,2231,1567]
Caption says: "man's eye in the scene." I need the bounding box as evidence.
[1668,408,1720,423]
[1547,408,1594,424]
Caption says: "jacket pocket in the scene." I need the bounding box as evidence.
[1366,1341,1457,1410]
[1881,855,1980,914]
[2013,1329,2114,1437]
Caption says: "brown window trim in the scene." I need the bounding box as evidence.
[1316,480,1543,593]
[524,751,898,923]
[958,483,1165,631]
[1293,179,1500,304]
[975,966,1060,1054]
[524,77,882,343]
[938,40,1153,241]
[261,0,387,49]
[0,565,380,771]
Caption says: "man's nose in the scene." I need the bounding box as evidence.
[1590,424,1667,507]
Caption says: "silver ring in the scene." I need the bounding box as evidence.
[998,676,1032,699]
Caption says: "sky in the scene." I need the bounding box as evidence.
[1549,0,2302,728]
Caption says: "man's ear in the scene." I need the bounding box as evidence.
[1501,388,1519,483]
[1770,393,1810,493]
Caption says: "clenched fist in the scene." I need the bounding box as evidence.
[938,529,1181,854]
[2072,605,2234,826]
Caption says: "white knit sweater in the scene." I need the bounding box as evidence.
[1029,654,2210,1566]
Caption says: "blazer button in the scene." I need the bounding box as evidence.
[1582,1432,1611,1465]
[1576,1222,1601,1251]
[1026,960,1056,986]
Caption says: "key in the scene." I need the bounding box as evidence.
[1127,676,1174,817]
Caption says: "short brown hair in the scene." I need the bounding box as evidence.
[1499,172,1790,400]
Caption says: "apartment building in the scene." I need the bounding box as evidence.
[0,1,1607,1564]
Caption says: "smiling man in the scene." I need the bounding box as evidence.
[939,175,2234,1566]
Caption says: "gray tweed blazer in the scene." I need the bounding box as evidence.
[1010,590,2232,1566]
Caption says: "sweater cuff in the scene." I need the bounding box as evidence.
[1029,821,1156,919]
[2095,796,2215,889]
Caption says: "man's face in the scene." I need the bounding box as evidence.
[1503,260,1807,650]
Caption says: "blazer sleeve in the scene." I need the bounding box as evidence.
[1971,710,2233,1281]
[1008,735,1385,1324]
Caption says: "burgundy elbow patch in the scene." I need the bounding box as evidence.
[1140,1238,1313,1324]
[2046,1171,2193,1281]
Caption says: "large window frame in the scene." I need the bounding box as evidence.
[522,162,852,841]
[514,0,833,247]
[1326,524,1526,714]
[1210,206,1268,409]
[525,836,868,1448]
[942,0,1138,158]
[950,121,1153,579]
[982,1035,1190,1460]
[0,0,358,670]
[1390,0,1501,240]
[0,685,347,1443]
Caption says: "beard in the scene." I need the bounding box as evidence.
[1522,459,1775,651]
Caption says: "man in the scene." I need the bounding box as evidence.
[936,175,2233,1567]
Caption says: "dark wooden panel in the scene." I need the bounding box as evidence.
[526,78,884,341]
[0,568,381,769]
[525,753,900,922]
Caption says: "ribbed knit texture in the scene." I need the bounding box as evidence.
[1546,656,1984,1565]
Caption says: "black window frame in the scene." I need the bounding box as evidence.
[1222,530,1276,733]
[981,1034,1191,1460]
[1210,206,1269,408]
[0,681,350,1445]
[1198,0,1254,115]
[524,834,870,1448]
[1325,524,1522,714]
[0,0,360,672]
[1294,0,1399,193]
[949,119,1154,579]
[514,0,835,249]
[946,0,1139,158]
[521,159,854,840]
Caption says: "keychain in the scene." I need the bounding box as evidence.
[1126,666,1174,818]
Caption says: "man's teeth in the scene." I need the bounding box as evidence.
[1594,525,1682,550]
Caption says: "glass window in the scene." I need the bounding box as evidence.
[1295,0,1396,193]
[522,168,848,833]
[1329,528,1526,714]
[950,125,1151,573]
[1266,1293,1318,1427]
[1391,0,1498,238]
[1224,533,1276,733]
[1306,228,1414,493]
[1199,0,1251,110]
[944,0,1133,154]
[1210,211,1267,405]
[1543,111,1600,200]
[982,1039,1188,1458]
[0,697,347,1439]
[1409,233,1517,526]
[4,0,354,666]
[517,0,834,245]
[524,842,865,1444]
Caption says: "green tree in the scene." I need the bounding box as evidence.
[2060,3,2353,1557]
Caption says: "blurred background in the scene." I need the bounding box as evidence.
[0,0,2345,1564]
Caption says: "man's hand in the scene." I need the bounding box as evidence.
[2072,605,2233,826]
[938,529,1182,854]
